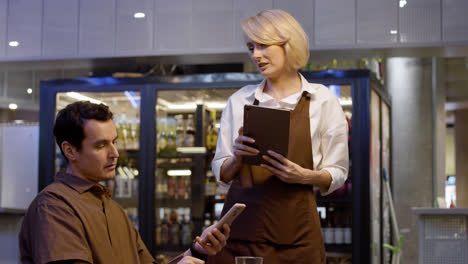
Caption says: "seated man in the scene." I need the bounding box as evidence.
[19,101,229,264]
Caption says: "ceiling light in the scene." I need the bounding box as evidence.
[340,100,352,106]
[167,169,192,177]
[206,102,227,110]
[390,30,398,35]
[27,88,33,94]
[399,0,407,8]
[168,103,197,110]
[8,41,19,47]
[9,103,18,110]
[134,12,145,19]
[176,147,207,154]
[66,92,104,105]
[124,91,140,109]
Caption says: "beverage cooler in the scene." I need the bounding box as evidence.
[39,70,392,264]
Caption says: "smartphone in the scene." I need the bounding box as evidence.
[201,203,246,243]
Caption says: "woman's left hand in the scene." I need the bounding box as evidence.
[260,150,310,185]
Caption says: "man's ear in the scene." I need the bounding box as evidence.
[61,141,78,161]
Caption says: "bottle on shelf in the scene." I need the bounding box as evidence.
[161,209,170,245]
[205,170,217,197]
[156,209,162,246]
[206,110,218,152]
[180,209,193,246]
[334,211,344,245]
[169,209,180,245]
[184,114,195,147]
[450,195,456,208]
[157,117,168,154]
[167,117,177,153]
[324,206,335,244]
[202,213,212,232]
[175,114,185,148]
[176,176,190,200]
[155,168,166,199]
[167,177,177,199]
[344,213,352,244]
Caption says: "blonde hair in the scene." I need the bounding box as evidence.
[241,9,310,70]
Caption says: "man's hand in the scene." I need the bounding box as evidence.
[194,223,230,256]
[177,256,205,264]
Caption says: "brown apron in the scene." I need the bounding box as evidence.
[208,92,325,264]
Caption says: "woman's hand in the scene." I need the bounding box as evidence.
[193,224,230,256]
[260,150,310,185]
[232,126,259,163]
[220,126,259,183]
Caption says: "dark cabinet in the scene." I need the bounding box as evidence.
[39,70,391,264]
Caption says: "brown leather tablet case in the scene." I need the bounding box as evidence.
[243,104,290,166]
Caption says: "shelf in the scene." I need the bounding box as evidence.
[156,162,193,169]
[158,151,214,159]
[156,244,189,253]
[0,207,26,215]
[325,244,352,253]
[118,149,139,158]
[157,198,192,208]
[316,197,352,204]
[113,196,138,208]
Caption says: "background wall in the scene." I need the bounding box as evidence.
[386,57,448,264]
[0,0,467,62]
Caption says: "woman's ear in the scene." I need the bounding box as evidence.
[61,141,77,161]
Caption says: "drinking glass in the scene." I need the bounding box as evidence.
[235,256,263,264]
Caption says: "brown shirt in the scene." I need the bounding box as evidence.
[19,172,156,264]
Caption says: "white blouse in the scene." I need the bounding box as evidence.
[212,74,349,195]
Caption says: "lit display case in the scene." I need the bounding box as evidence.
[40,70,391,264]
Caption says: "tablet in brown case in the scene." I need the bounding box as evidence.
[243,104,290,166]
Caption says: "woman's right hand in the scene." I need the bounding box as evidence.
[232,126,259,164]
[219,126,259,183]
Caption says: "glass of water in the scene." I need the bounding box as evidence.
[235,256,263,264]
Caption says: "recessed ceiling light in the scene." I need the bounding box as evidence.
[27,88,33,94]
[9,41,19,47]
[390,30,398,35]
[9,103,18,110]
[134,12,145,19]
[399,0,407,8]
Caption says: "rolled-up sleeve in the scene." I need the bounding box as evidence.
[318,95,349,196]
[212,97,236,194]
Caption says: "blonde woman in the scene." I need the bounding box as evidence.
[208,9,349,264]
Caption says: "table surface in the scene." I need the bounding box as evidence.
[412,207,468,215]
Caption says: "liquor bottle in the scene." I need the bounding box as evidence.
[450,196,456,208]
[175,114,185,148]
[180,213,193,246]
[177,177,187,200]
[157,117,168,154]
[161,209,170,245]
[205,171,217,197]
[202,213,212,232]
[155,168,164,199]
[169,210,180,245]
[206,110,218,152]
[120,109,129,150]
[184,115,195,147]
[167,177,176,199]
[344,212,352,244]
[167,117,177,153]
[324,206,335,244]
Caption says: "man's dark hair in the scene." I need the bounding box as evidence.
[53,101,113,160]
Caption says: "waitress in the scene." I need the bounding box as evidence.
[209,9,349,264]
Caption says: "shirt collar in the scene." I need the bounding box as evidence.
[250,73,317,104]
[56,172,113,197]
